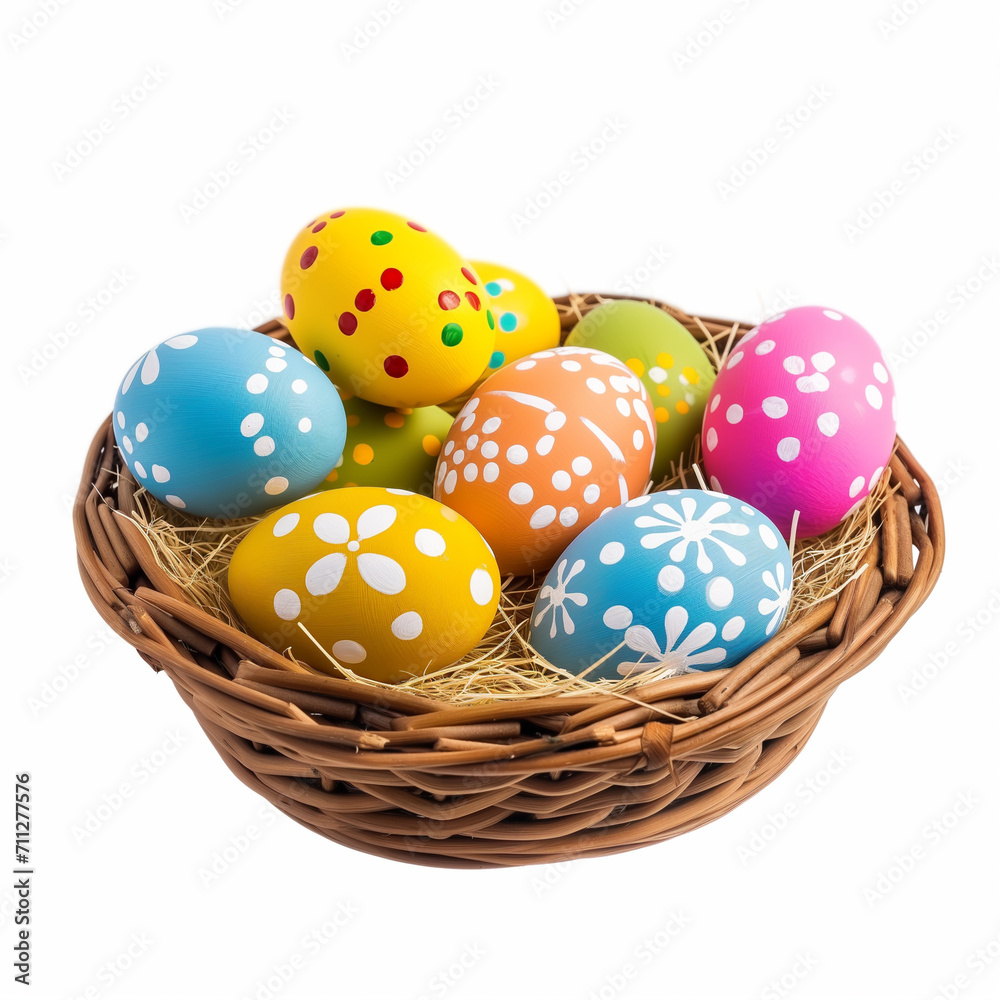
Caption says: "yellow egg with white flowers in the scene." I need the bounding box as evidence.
[227,487,501,682]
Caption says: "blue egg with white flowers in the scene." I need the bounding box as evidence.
[529,489,793,680]
[112,327,346,518]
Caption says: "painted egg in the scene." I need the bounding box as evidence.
[442,260,562,413]
[227,487,501,683]
[319,390,453,496]
[433,346,656,576]
[565,300,716,484]
[701,306,897,538]
[280,208,495,409]
[112,328,346,518]
[529,490,793,680]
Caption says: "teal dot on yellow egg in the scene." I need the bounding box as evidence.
[441,323,463,347]
[500,312,518,333]
[370,230,393,246]
[314,349,330,371]
[485,281,502,296]
[489,350,505,369]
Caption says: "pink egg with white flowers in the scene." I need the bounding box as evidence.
[701,306,896,539]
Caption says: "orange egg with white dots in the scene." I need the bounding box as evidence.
[433,346,656,576]
[280,208,495,408]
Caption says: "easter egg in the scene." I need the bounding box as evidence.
[320,391,453,496]
[280,208,495,409]
[441,261,561,411]
[529,490,793,680]
[565,300,716,484]
[112,328,346,518]
[433,346,656,576]
[701,306,897,538]
[227,487,501,682]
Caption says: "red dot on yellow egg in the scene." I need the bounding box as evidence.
[353,443,374,465]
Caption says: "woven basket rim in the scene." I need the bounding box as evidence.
[73,293,945,868]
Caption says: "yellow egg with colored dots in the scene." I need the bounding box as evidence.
[280,208,495,408]
[319,389,454,496]
[227,487,501,683]
[441,260,561,413]
[565,300,716,483]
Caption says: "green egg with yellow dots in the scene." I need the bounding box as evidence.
[320,390,454,496]
[565,299,716,484]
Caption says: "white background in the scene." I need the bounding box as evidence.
[4,0,999,997]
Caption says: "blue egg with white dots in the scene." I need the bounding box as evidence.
[112,328,346,518]
[529,489,793,680]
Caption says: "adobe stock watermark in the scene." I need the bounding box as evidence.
[214,0,250,19]
[928,926,1000,1000]
[341,0,409,62]
[27,624,118,716]
[511,117,628,233]
[178,107,294,223]
[51,66,168,180]
[863,791,979,907]
[545,0,592,28]
[232,289,282,330]
[8,0,73,53]
[716,85,833,201]
[885,254,999,372]
[585,911,691,1000]
[843,127,958,243]
[384,75,501,191]
[69,932,153,1000]
[612,246,671,296]
[238,903,360,1000]
[878,0,935,40]
[737,748,852,862]
[896,587,998,706]
[198,805,280,887]
[673,0,756,72]
[758,953,819,1000]
[71,730,189,845]
[18,268,134,384]
[414,943,486,1000]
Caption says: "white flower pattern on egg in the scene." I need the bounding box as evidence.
[617,606,726,677]
[532,558,589,638]
[634,497,750,572]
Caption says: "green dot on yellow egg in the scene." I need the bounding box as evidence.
[371,230,393,245]
[441,323,463,346]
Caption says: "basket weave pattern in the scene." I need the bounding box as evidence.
[74,295,945,868]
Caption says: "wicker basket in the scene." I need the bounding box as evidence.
[74,294,945,869]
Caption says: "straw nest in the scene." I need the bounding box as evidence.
[121,294,895,707]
